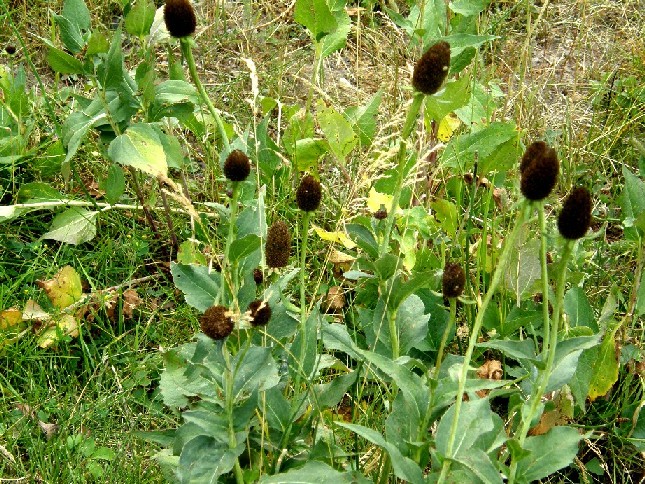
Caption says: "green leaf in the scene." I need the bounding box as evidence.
[588,323,620,401]
[444,33,498,56]
[176,435,240,483]
[154,80,199,105]
[346,222,379,259]
[42,208,97,245]
[436,398,499,458]
[320,0,351,58]
[229,234,261,263]
[548,334,601,392]
[124,0,155,37]
[515,427,583,483]
[317,101,357,160]
[564,287,598,331]
[62,0,91,31]
[260,461,370,483]
[345,90,382,146]
[47,47,84,74]
[334,422,423,484]
[449,0,490,16]
[621,166,645,239]
[478,339,537,363]
[441,121,522,176]
[294,0,338,41]
[108,123,168,177]
[170,262,221,312]
[294,138,328,172]
[232,347,280,399]
[290,307,320,379]
[430,198,458,238]
[104,164,125,204]
[395,294,430,354]
[637,271,645,317]
[53,14,87,54]
[505,239,541,299]
[453,448,503,484]
[424,75,471,122]
[86,31,110,56]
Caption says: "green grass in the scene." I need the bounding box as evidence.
[1,0,644,482]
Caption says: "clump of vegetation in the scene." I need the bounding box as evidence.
[1,0,643,482]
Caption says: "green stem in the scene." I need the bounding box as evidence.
[222,343,245,484]
[180,37,230,151]
[538,205,551,352]
[436,297,457,375]
[438,202,531,482]
[222,183,241,310]
[507,240,573,484]
[388,308,400,360]
[300,211,312,321]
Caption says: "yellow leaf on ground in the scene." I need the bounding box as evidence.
[313,226,356,249]
[0,308,22,330]
[366,188,394,214]
[37,266,83,309]
[437,113,461,142]
[37,314,79,348]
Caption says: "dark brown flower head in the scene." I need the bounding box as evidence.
[164,0,197,38]
[223,150,251,182]
[373,208,387,220]
[557,187,592,240]
[442,262,466,299]
[520,141,559,201]
[296,175,322,212]
[412,41,451,95]
[266,220,291,268]
[5,45,16,55]
[200,305,233,340]
[253,268,263,285]
[248,300,271,327]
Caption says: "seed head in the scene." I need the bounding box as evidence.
[266,220,291,268]
[557,187,592,240]
[164,0,197,38]
[200,305,233,340]
[224,150,251,182]
[253,268,263,284]
[248,300,271,327]
[442,262,466,299]
[520,141,559,201]
[296,175,322,212]
[412,41,451,95]
[373,208,387,220]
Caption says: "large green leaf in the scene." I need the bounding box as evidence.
[449,0,490,16]
[320,0,351,58]
[46,47,84,74]
[587,322,620,401]
[124,0,155,37]
[515,427,583,483]
[395,294,430,354]
[294,0,338,41]
[621,166,645,239]
[317,101,357,161]
[564,287,597,331]
[232,347,280,399]
[260,461,370,483]
[170,263,221,312]
[108,123,168,177]
[335,422,423,484]
[294,138,328,172]
[42,208,97,245]
[345,90,382,146]
[176,435,240,483]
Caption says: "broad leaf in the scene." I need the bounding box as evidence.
[176,435,240,483]
[42,208,97,245]
[108,123,168,177]
[46,47,84,74]
[318,101,357,160]
[564,287,597,331]
[294,0,338,41]
[170,263,221,312]
[587,322,620,401]
[232,347,280,399]
[515,427,583,483]
[125,0,155,37]
[260,461,370,483]
[621,166,645,239]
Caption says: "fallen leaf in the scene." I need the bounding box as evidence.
[22,300,50,321]
[0,308,23,330]
[323,286,346,313]
[37,314,79,348]
[38,421,60,440]
[37,266,83,309]
[122,288,142,318]
[476,359,503,397]
[329,250,355,279]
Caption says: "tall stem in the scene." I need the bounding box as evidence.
[439,202,531,482]
[222,183,241,310]
[180,37,230,151]
[223,344,245,484]
[507,240,573,483]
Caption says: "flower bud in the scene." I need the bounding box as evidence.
[296,175,322,212]
[557,187,592,240]
[266,220,291,268]
[164,0,197,38]
[223,150,251,182]
[442,262,466,299]
[200,305,233,340]
[520,141,559,201]
[412,41,451,95]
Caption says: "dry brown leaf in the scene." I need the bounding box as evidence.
[323,286,346,313]
[329,250,355,279]
[122,288,142,318]
[476,359,503,398]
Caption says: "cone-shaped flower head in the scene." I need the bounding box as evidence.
[253,268,263,284]
[557,187,592,240]
[412,41,451,95]
[296,175,322,212]
[164,0,197,38]
[200,305,233,340]
[266,220,291,268]
[442,262,466,299]
[519,141,559,201]
[224,150,251,182]
[248,300,272,327]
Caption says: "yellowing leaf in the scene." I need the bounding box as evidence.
[313,225,356,249]
[437,113,461,142]
[0,308,23,330]
[37,266,83,310]
[588,322,621,401]
[366,188,394,213]
[37,314,79,348]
